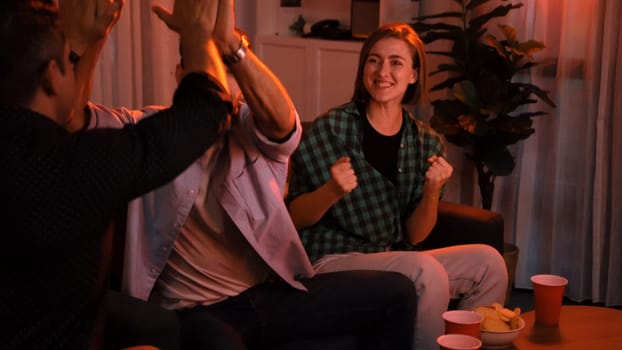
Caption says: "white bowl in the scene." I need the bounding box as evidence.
[479,317,525,349]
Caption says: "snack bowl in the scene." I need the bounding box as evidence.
[479,317,525,349]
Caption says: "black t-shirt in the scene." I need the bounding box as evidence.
[360,106,404,185]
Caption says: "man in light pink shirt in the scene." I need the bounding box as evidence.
[69,1,419,349]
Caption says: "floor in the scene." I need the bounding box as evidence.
[507,288,622,312]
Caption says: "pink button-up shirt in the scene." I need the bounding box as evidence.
[88,103,315,302]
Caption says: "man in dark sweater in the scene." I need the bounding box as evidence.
[0,0,232,349]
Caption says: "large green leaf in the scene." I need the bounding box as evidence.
[514,83,557,107]
[511,111,548,118]
[486,115,535,145]
[431,77,465,92]
[430,63,464,76]
[453,80,478,107]
[517,40,545,54]
[419,31,463,45]
[411,21,463,33]
[469,4,523,31]
[413,12,464,22]
[430,114,463,136]
[466,0,493,11]
[484,34,508,59]
[432,99,470,117]
[458,113,493,136]
[498,24,518,46]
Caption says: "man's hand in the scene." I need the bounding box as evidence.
[423,155,452,195]
[327,157,358,196]
[153,0,223,78]
[59,0,124,54]
[212,0,238,54]
[152,0,218,39]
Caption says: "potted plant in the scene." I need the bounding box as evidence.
[412,0,556,209]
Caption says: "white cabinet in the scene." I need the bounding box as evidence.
[256,35,362,122]
[254,0,419,122]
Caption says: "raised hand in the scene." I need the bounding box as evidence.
[328,157,358,196]
[59,0,124,54]
[212,0,237,53]
[153,0,228,92]
[152,0,218,39]
[423,155,452,195]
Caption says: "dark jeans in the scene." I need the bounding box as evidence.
[177,270,416,350]
[104,290,180,350]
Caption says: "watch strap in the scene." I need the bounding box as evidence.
[222,37,248,66]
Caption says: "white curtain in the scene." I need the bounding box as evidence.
[91,0,178,108]
[421,0,621,306]
[497,0,621,306]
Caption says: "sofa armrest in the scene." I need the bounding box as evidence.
[415,201,504,254]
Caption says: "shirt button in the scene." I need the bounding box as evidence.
[397,168,403,173]
[400,144,405,149]
[188,189,195,196]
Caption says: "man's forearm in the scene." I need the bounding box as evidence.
[180,39,229,94]
[67,40,107,132]
[228,48,296,140]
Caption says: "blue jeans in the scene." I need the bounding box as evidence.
[104,290,180,350]
[177,270,416,350]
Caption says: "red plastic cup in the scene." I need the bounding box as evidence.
[530,274,568,325]
[443,310,483,339]
[437,334,482,350]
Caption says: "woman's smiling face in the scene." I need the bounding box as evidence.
[363,37,418,106]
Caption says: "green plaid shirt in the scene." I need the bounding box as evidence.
[287,102,446,263]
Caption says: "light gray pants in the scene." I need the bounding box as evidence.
[313,244,508,350]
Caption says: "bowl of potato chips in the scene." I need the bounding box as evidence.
[475,303,525,349]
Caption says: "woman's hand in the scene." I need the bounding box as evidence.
[423,155,452,196]
[327,157,358,196]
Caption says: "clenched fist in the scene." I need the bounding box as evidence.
[327,156,358,196]
[423,155,452,195]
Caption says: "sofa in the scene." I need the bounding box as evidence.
[107,199,504,350]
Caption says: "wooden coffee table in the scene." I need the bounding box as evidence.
[507,305,622,349]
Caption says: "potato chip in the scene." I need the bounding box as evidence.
[476,304,522,331]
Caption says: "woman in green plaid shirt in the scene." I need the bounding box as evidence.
[287,23,508,349]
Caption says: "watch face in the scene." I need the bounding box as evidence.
[223,38,248,66]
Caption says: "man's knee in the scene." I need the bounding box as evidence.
[178,309,246,350]
[104,291,180,350]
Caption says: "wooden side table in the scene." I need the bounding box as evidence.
[508,305,622,349]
